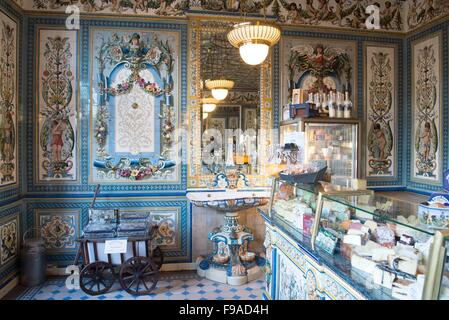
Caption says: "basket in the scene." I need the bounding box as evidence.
[279,166,327,185]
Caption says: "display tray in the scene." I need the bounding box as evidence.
[279,166,327,185]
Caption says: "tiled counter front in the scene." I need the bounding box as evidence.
[261,218,364,301]
[25,197,191,268]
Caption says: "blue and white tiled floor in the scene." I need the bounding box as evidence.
[12,272,265,300]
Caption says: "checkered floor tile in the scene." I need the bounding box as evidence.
[15,272,265,300]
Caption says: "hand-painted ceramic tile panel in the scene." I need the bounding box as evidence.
[90,28,180,183]
[411,32,442,184]
[36,28,79,182]
[150,210,177,246]
[365,44,397,179]
[21,0,406,32]
[0,215,18,266]
[406,0,449,31]
[277,250,322,300]
[0,10,18,188]
[37,209,80,252]
[263,228,273,298]
[281,36,357,111]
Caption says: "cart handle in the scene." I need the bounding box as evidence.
[90,184,101,208]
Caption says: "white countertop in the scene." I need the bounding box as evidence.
[186,190,271,202]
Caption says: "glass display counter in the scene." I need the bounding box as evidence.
[261,178,449,300]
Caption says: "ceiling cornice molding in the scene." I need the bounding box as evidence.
[8,0,449,37]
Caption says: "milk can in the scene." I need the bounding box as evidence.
[20,228,47,286]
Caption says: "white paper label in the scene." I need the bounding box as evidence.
[104,239,128,254]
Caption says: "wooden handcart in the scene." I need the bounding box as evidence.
[73,225,164,296]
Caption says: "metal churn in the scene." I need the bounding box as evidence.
[20,227,47,286]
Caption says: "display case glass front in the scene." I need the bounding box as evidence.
[268,178,449,300]
[317,192,449,300]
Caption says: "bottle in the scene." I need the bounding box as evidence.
[328,93,336,118]
[343,91,352,118]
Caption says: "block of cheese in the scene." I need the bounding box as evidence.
[397,258,418,276]
[343,234,362,246]
[372,247,395,262]
[353,240,382,257]
[347,228,365,236]
[374,226,396,248]
[341,243,355,260]
[392,279,413,300]
[409,275,425,300]
[361,225,370,234]
[414,238,433,265]
[364,220,378,232]
[349,222,363,230]
[373,267,395,289]
[351,254,377,274]
[395,246,422,262]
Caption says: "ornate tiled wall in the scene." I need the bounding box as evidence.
[405,18,449,193]
[0,0,23,295]
[275,28,404,187]
[19,10,408,272]
[0,1,446,295]
[23,15,191,268]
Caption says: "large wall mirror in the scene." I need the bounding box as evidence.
[187,18,274,188]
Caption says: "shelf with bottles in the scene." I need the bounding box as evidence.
[284,89,355,122]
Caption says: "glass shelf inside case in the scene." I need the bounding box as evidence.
[317,192,449,300]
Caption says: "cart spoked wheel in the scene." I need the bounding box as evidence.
[152,246,164,270]
[80,261,115,296]
[119,256,160,295]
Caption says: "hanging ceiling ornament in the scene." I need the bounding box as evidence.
[227,21,281,66]
[205,79,235,101]
[201,97,219,113]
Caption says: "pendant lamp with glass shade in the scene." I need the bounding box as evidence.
[227,21,281,66]
[205,79,234,101]
[203,34,235,101]
[202,97,219,113]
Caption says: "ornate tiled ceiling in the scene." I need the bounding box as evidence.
[11,0,449,33]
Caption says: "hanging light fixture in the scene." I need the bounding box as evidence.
[227,21,281,66]
[203,34,235,101]
[205,79,235,101]
[201,97,219,113]
[203,112,209,120]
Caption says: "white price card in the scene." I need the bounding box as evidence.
[104,239,128,254]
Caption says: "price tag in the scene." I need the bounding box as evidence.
[104,239,128,254]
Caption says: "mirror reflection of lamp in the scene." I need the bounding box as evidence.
[205,79,235,101]
[201,97,219,113]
